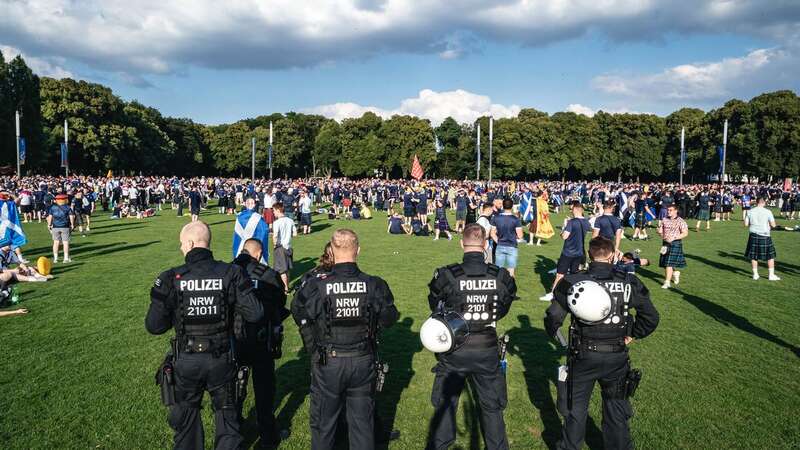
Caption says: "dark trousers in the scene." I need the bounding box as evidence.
[558,351,633,450]
[310,353,375,450]
[427,344,508,450]
[239,345,278,446]
[169,352,242,450]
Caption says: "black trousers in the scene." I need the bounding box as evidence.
[427,344,508,450]
[558,351,633,450]
[169,352,242,450]
[239,344,278,446]
[310,353,375,450]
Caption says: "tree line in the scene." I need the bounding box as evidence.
[1,50,798,181]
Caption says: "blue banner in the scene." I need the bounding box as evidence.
[717,145,724,174]
[60,142,68,168]
[19,138,26,165]
[267,144,273,169]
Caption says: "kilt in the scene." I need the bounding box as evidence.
[436,218,449,231]
[262,207,275,224]
[722,205,733,213]
[659,239,686,268]
[696,209,710,221]
[745,233,776,261]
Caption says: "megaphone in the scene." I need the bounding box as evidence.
[420,311,470,354]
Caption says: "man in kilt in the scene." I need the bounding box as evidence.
[657,204,688,289]
[744,196,780,281]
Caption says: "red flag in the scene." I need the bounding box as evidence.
[411,154,424,180]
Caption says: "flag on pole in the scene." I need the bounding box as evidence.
[434,135,443,153]
[0,199,27,248]
[60,143,68,168]
[233,208,269,264]
[410,154,424,180]
[717,145,725,174]
[19,138,26,165]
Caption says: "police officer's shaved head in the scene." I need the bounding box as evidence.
[461,223,486,249]
[179,221,211,255]
[330,229,360,262]
[242,238,263,261]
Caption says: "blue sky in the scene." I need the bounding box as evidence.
[1,1,798,125]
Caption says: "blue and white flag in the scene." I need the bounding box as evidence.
[519,191,535,222]
[717,145,725,174]
[0,200,27,248]
[233,208,269,264]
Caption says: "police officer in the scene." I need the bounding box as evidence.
[146,221,263,449]
[426,223,518,450]
[544,236,660,450]
[291,229,398,450]
[232,238,289,448]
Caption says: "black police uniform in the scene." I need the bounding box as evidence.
[544,262,659,450]
[232,252,289,447]
[426,251,517,450]
[146,247,263,450]
[291,262,399,450]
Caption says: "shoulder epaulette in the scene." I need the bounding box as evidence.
[446,263,465,278]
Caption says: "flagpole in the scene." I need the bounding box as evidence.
[269,121,273,180]
[15,111,21,178]
[488,117,493,183]
[64,118,69,177]
[251,137,256,181]
[721,119,728,186]
[680,127,685,187]
[476,123,481,180]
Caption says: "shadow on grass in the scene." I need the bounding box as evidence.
[376,317,420,448]
[685,253,750,276]
[273,352,311,438]
[718,251,800,275]
[534,255,557,293]
[87,224,147,236]
[674,287,800,358]
[75,240,161,259]
[289,257,319,286]
[310,222,332,234]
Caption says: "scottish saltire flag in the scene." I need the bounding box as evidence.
[0,200,27,248]
[717,145,725,174]
[233,208,269,264]
[519,191,535,222]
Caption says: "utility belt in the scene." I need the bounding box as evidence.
[178,335,231,357]
[580,340,627,353]
[465,331,500,350]
[316,341,372,365]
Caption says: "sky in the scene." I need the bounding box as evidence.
[1,0,799,126]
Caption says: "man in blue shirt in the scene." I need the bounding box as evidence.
[490,198,523,277]
[47,194,75,263]
[454,190,468,233]
[541,201,591,301]
[592,201,623,255]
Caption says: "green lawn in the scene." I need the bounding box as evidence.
[1,204,798,449]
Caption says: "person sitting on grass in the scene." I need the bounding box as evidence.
[0,308,28,317]
[0,243,52,281]
[387,212,405,235]
[408,216,430,236]
[615,251,651,274]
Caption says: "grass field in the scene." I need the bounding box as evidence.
[1,203,798,449]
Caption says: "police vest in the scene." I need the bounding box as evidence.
[316,273,376,349]
[565,270,632,341]
[442,263,504,332]
[173,262,232,340]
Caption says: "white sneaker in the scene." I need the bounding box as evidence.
[63,258,72,263]
[753,273,760,280]
[673,272,681,285]
[768,275,781,281]
[53,257,58,263]
[661,282,670,289]
[539,292,554,302]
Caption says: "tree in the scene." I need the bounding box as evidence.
[664,108,708,181]
[313,120,341,177]
[380,115,435,178]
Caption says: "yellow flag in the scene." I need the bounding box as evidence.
[535,197,554,239]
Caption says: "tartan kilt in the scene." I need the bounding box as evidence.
[635,211,647,228]
[696,209,710,220]
[745,233,776,261]
[659,240,687,268]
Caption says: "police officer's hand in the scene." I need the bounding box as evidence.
[624,336,634,345]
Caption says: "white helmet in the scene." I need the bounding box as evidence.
[566,280,612,324]
[420,311,469,353]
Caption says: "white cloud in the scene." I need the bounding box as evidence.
[592,47,800,102]
[0,45,73,79]
[566,103,596,117]
[0,0,798,79]
[305,89,521,125]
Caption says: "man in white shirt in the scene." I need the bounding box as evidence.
[272,202,295,291]
[298,190,313,235]
[744,196,780,281]
[476,203,494,264]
